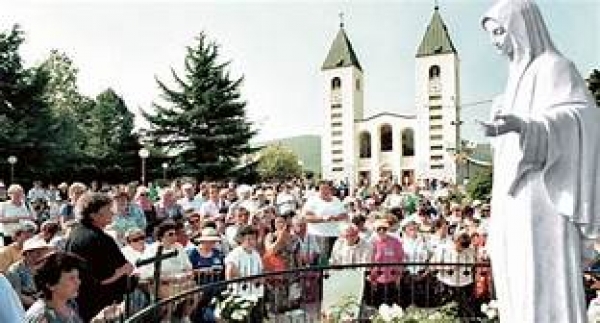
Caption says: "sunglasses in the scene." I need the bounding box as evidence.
[189,219,200,224]
[165,231,177,237]
[139,193,147,197]
[376,227,388,232]
[129,236,145,243]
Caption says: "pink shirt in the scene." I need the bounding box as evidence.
[371,235,404,284]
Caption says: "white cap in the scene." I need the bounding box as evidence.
[182,183,194,190]
[22,237,53,253]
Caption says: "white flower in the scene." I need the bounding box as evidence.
[231,310,244,321]
[241,301,252,308]
[485,308,498,319]
[378,304,404,322]
[390,304,404,318]
[481,303,489,313]
[214,307,221,319]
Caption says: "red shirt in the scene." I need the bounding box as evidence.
[371,235,404,284]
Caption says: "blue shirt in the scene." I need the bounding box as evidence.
[186,247,224,286]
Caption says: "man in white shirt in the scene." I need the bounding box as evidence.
[199,184,225,221]
[26,181,47,203]
[330,224,372,265]
[303,180,348,258]
[0,185,34,245]
[177,183,204,213]
[275,184,298,215]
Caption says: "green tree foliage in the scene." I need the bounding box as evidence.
[0,26,61,183]
[38,50,89,166]
[587,69,600,107]
[257,145,302,181]
[84,89,141,182]
[466,168,493,201]
[143,32,256,180]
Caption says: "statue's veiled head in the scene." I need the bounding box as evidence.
[481,0,557,60]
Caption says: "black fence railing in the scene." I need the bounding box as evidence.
[120,261,495,323]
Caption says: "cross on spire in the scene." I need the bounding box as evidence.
[339,11,345,28]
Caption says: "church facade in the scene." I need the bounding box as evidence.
[320,6,461,187]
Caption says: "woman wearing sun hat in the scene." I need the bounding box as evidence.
[187,227,224,323]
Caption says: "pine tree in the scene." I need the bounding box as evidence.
[143,32,257,180]
[85,89,141,182]
[0,26,60,183]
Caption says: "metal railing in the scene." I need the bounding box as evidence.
[120,261,494,323]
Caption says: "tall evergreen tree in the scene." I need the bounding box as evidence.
[143,32,256,180]
[38,50,89,170]
[85,88,141,182]
[0,26,60,183]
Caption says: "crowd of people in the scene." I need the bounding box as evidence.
[0,177,595,322]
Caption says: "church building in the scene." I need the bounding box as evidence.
[320,6,461,187]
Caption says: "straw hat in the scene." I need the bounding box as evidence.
[197,227,221,242]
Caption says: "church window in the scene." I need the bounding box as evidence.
[431,164,444,170]
[332,167,344,172]
[331,77,342,90]
[331,112,343,119]
[430,125,443,130]
[429,65,442,96]
[359,131,371,158]
[431,155,443,161]
[430,134,443,140]
[356,79,360,90]
[402,128,415,157]
[429,65,441,78]
[331,122,342,127]
[332,149,343,155]
[431,145,443,151]
[380,124,393,152]
[332,130,342,137]
[430,115,442,120]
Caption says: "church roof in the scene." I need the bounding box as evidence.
[322,26,363,71]
[416,6,457,57]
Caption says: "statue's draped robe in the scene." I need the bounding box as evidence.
[483,1,600,322]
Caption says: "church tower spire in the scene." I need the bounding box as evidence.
[321,14,362,71]
[416,4,457,57]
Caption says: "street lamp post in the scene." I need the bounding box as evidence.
[138,148,150,186]
[161,162,168,182]
[7,156,17,184]
[297,160,304,178]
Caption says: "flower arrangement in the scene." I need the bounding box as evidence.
[213,291,259,322]
[323,296,461,323]
[480,300,499,322]
[370,302,461,323]
[321,295,361,323]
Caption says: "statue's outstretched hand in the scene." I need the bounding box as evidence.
[478,113,524,137]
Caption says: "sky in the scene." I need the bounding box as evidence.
[1,0,598,144]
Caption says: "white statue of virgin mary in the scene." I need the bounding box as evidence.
[480,0,600,322]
